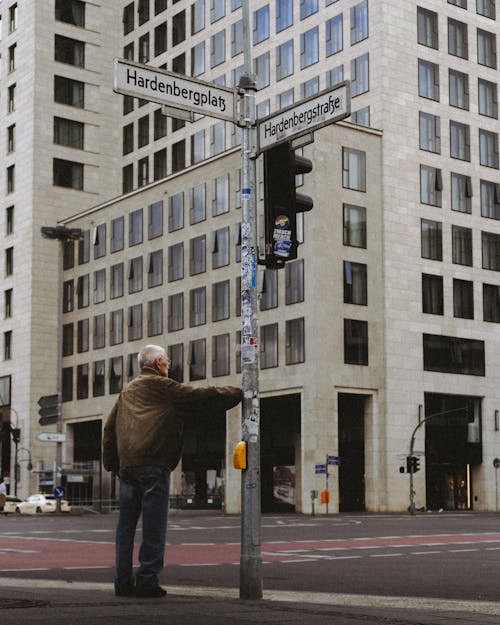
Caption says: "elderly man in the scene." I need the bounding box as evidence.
[103,344,242,598]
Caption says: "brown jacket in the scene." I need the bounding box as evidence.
[102,371,242,472]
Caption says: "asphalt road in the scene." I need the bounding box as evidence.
[1,511,500,624]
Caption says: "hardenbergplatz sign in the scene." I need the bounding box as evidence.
[113,58,237,123]
[257,82,350,152]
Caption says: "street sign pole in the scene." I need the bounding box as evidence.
[239,0,262,601]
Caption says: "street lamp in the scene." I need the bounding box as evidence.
[15,447,33,492]
[41,225,83,511]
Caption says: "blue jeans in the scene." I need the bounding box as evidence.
[115,465,170,591]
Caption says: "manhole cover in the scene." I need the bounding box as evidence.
[2,598,48,609]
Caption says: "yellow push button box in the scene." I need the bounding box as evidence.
[233,441,247,469]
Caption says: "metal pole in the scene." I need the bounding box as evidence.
[55,239,64,513]
[239,0,262,601]
[325,455,329,515]
[496,467,498,513]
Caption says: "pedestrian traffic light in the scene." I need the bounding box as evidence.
[406,456,420,473]
[263,141,313,269]
[11,427,20,443]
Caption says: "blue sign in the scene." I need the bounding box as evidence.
[315,464,326,474]
[53,486,66,499]
[327,455,340,466]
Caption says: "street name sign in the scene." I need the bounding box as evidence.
[327,455,340,466]
[37,432,66,443]
[113,58,237,123]
[315,464,326,474]
[257,82,350,152]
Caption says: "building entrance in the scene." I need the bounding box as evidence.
[338,394,366,512]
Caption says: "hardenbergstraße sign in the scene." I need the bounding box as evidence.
[113,58,237,123]
[257,82,350,152]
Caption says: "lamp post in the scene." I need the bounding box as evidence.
[41,225,83,511]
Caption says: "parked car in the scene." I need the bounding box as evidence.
[14,494,71,514]
[2,495,22,514]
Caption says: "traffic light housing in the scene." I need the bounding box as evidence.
[11,427,20,444]
[263,142,313,269]
[406,456,420,473]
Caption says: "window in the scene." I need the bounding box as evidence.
[191,129,205,164]
[351,0,368,45]
[477,0,495,19]
[110,310,124,345]
[139,33,150,63]
[168,344,184,383]
[138,115,149,148]
[420,165,442,206]
[211,0,225,22]
[110,263,124,299]
[138,157,149,187]
[344,319,368,365]
[419,112,441,153]
[76,319,89,354]
[213,280,230,321]
[77,275,89,308]
[483,283,500,322]
[6,206,14,236]
[123,2,134,33]
[9,4,17,33]
[93,314,105,349]
[276,0,293,32]
[155,22,167,56]
[213,334,230,377]
[423,334,485,376]
[213,174,229,216]
[210,30,225,67]
[93,224,106,259]
[351,53,369,96]
[168,193,184,232]
[129,209,143,246]
[189,235,206,275]
[477,29,496,68]
[300,0,317,19]
[260,269,278,310]
[422,274,444,315]
[148,299,163,336]
[421,219,443,260]
[173,10,186,46]
[75,364,88,400]
[260,323,278,368]
[8,84,16,113]
[450,121,470,161]
[300,26,319,69]
[147,201,163,239]
[283,260,303,305]
[156,0,167,14]
[93,361,105,397]
[343,204,366,248]
[5,248,14,278]
[191,41,205,77]
[147,250,163,288]
[448,18,468,59]
[212,227,230,268]
[254,52,270,89]
[480,179,500,219]
[344,261,367,305]
[188,336,206,380]
[8,44,16,72]
[478,79,498,119]
[4,289,12,319]
[63,323,74,357]
[154,109,167,140]
[286,318,305,365]
[448,0,467,7]
[109,357,123,394]
[123,164,133,194]
[449,69,469,110]
[55,34,85,67]
[418,59,439,101]
[276,40,294,80]
[56,0,85,26]
[172,139,186,172]
[417,7,438,49]
[453,279,474,319]
[452,225,473,266]
[451,173,472,213]
[7,166,14,194]
[128,304,143,341]
[482,231,500,270]
[342,147,366,191]
[190,184,206,224]
[479,129,499,169]
[62,367,72,401]
[94,269,106,304]
[54,117,84,149]
[325,14,343,58]
[53,159,83,190]
[253,5,269,44]
[168,242,184,282]
[301,77,319,100]
[190,287,206,326]
[192,0,205,33]
[128,257,143,293]
[210,122,226,156]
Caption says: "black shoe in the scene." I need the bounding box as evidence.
[115,585,135,598]
[135,586,167,598]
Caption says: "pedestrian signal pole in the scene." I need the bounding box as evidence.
[238,0,262,600]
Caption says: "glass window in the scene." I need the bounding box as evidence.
[111,217,124,253]
[448,0,467,7]
[260,323,278,368]
[418,59,439,101]
[192,0,205,33]
[191,41,205,78]
[128,257,143,293]
[326,14,343,56]
[210,30,225,67]
[286,318,305,365]
[110,309,124,345]
[138,0,150,25]
[62,367,73,401]
[110,263,124,299]
[300,26,319,69]
[93,224,106,259]
[480,179,500,219]
[483,283,500,322]
[453,279,474,319]
[342,147,366,191]
[77,318,89,353]
[422,274,444,315]
[127,353,139,382]
[94,269,106,303]
[93,361,105,397]
[147,250,163,288]
[423,334,484,376]
[190,286,206,326]
[301,77,319,99]
[210,121,226,156]
[168,293,184,332]
[451,173,472,213]
[212,174,229,216]
[190,183,206,224]
[5,247,14,278]
[168,242,184,281]
[260,269,278,310]
[191,129,205,165]
[285,260,304,304]
[421,219,443,260]
[351,53,369,96]
[138,115,149,148]
[93,314,106,349]
[479,129,499,169]
[254,52,270,90]
[172,139,186,173]
[147,298,163,336]
[232,19,243,57]
[450,121,470,161]
[127,304,143,341]
[448,18,468,59]
[351,0,368,45]
[54,75,84,108]
[253,5,269,44]
[276,40,294,80]
[276,0,293,32]
[148,201,163,239]
[168,192,184,232]
[138,156,149,187]
[477,0,495,19]
[189,338,206,381]
[109,357,123,394]
[129,208,143,246]
[343,261,367,305]
[212,280,230,321]
[344,319,368,365]
[77,274,89,308]
[213,334,230,377]
[55,34,85,67]
[449,69,469,110]
[63,323,74,357]
[343,204,366,248]
[190,235,206,275]
[417,7,438,49]
[478,78,498,119]
[78,230,90,265]
[327,65,344,88]
[168,344,184,383]
[154,108,168,140]
[420,165,442,206]
[211,0,225,22]
[452,225,473,266]
[53,158,83,190]
[212,226,230,268]
[477,28,497,69]
[300,0,317,19]
[155,22,167,56]
[482,231,500,270]
[138,33,150,63]
[419,112,441,153]
[172,10,186,46]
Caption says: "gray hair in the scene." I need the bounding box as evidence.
[138,344,168,369]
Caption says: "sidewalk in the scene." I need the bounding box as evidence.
[1,577,500,625]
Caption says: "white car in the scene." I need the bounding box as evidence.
[2,495,22,513]
[15,494,71,514]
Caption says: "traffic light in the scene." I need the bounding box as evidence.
[11,427,20,443]
[38,394,60,426]
[263,141,313,269]
[406,456,421,473]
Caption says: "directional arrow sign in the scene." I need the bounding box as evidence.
[37,432,66,443]
[257,82,350,152]
[38,394,60,426]
[113,58,237,123]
